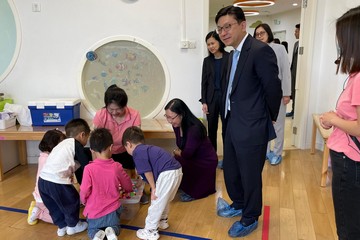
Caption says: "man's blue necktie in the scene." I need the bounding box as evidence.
[225,50,240,117]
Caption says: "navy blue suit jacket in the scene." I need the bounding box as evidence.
[223,35,282,146]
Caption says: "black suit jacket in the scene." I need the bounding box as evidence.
[223,35,282,146]
[291,41,299,78]
[290,41,299,95]
[200,52,230,105]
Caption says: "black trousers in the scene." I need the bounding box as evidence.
[290,75,296,113]
[38,178,80,229]
[330,150,360,240]
[206,91,222,152]
[112,151,135,169]
[223,117,266,226]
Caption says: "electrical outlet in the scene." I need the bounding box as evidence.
[188,40,196,49]
[180,41,189,49]
[32,3,41,12]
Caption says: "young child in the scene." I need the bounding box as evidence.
[38,118,91,237]
[28,129,66,225]
[80,128,133,240]
[122,126,183,240]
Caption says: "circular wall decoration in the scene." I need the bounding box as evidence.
[79,36,170,119]
[0,0,21,83]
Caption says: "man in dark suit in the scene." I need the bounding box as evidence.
[215,6,282,238]
[286,23,300,118]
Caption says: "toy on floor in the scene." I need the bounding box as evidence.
[120,179,145,204]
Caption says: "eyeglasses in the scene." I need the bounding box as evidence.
[255,31,266,38]
[216,22,238,34]
[164,114,178,121]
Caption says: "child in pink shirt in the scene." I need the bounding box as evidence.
[80,128,133,240]
[28,129,66,225]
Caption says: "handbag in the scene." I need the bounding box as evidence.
[350,135,360,151]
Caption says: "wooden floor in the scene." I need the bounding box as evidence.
[0,148,337,240]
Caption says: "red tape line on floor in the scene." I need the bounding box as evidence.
[262,205,270,240]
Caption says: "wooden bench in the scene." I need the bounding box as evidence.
[311,114,333,187]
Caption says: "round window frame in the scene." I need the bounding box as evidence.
[78,35,170,119]
[0,0,22,83]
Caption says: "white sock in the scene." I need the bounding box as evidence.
[29,206,39,222]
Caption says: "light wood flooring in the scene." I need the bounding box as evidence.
[0,147,337,240]
[0,113,337,239]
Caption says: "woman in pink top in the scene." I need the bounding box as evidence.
[320,6,360,240]
[93,84,141,176]
[28,129,66,225]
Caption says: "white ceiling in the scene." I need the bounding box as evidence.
[209,0,302,18]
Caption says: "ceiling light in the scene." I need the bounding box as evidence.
[233,0,275,8]
[244,10,260,16]
[292,3,298,6]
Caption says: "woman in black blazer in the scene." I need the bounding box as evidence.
[200,31,229,158]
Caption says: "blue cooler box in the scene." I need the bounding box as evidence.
[28,99,81,126]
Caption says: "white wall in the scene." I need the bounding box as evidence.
[296,0,360,150]
[1,0,207,118]
[0,0,208,163]
[2,0,360,164]
[265,9,301,58]
[309,0,358,112]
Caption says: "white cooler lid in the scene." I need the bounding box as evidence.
[28,98,81,109]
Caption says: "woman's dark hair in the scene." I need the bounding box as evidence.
[281,41,289,53]
[164,98,207,148]
[104,84,128,108]
[205,31,226,56]
[253,23,274,43]
[90,128,113,153]
[39,129,66,152]
[215,5,245,24]
[335,6,360,74]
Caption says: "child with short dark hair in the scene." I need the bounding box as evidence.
[65,118,93,184]
[28,129,66,225]
[80,128,133,240]
[38,118,91,237]
[122,126,183,240]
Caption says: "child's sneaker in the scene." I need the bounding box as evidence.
[27,201,39,225]
[93,230,106,240]
[66,221,88,235]
[158,218,169,230]
[136,228,159,240]
[57,227,67,237]
[105,227,118,240]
